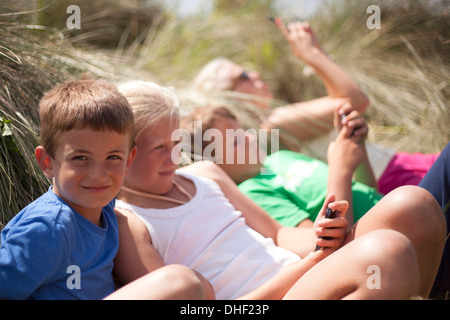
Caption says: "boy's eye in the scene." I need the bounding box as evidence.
[72,155,87,161]
[107,155,122,160]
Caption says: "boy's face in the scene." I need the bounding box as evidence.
[37,127,135,220]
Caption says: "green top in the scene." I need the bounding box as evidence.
[238,150,383,227]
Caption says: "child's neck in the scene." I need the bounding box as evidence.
[120,175,196,210]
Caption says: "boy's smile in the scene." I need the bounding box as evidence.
[36,127,135,225]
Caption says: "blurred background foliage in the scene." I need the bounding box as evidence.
[0,0,448,226]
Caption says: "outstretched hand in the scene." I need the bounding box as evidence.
[275,18,325,62]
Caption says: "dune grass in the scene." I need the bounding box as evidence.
[135,0,449,153]
[0,25,151,227]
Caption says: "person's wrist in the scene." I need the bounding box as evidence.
[298,46,322,62]
[329,163,354,180]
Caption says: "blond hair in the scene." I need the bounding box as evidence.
[39,77,135,158]
[192,58,236,91]
[118,81,180,140]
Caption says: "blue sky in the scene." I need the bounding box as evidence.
[159,0,325,18]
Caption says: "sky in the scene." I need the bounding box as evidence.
[158,0,326,18]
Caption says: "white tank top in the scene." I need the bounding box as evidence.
[115,171,300,299]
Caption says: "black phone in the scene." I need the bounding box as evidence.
[267,15,277,25]
[267,15,303,26]
[267,15,290,27]
[314,208,336,251]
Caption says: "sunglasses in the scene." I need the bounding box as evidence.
[238,71,250,81]
[230,71,251,90]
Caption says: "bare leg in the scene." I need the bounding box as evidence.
[344,186,446,297]
[105,264,215,300]
[283,229,420,299]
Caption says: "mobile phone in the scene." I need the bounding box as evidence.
[339,112,360,136]
[267,15,303,26]
[267,15,278,25]
[314,208,336,251]
[267,15,291,27]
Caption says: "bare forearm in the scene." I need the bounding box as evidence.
[237,251,324,300]
[327,167,354,225]
[303,49,369,113]
[354,147,378,190]
[276,226,316,258]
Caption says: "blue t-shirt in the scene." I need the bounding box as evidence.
[0,188,119,300]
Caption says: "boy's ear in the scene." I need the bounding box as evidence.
[35,146,54,179]
[125,146,137,176]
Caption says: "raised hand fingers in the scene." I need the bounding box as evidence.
[336,104,368,141]
[287,21,309,32]
[342,112,368,141]
[275,18,290,38]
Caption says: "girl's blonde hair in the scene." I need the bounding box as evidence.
[118,81,180,139]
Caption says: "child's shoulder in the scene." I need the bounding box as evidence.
[176,169,219,192]
[3,189,74,238]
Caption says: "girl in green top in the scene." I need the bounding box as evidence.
[239,149,383,227]
[180,103,378,227]
[180,104,446,298]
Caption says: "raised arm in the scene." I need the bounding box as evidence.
[262,19,369,141]
[326,104,375,225]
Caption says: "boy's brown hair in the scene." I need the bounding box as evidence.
[39,76,135,158]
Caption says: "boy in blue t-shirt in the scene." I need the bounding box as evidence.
[0,78,213,300]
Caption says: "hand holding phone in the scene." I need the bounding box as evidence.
[314,208,337,251]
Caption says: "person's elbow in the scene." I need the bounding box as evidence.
[355,90,370,114]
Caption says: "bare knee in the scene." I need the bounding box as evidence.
[348,230,420,299]
[384,186,446,245]
[158,264,214,300]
